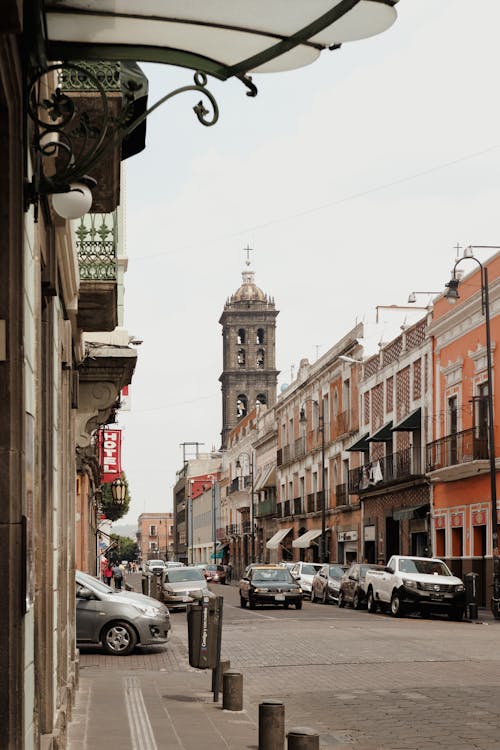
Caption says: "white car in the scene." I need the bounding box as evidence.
[290,562,323,598]
[145,559,166,574]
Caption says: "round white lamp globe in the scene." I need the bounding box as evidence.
[52,182,93,220]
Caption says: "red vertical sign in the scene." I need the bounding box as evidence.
[99,428,122,483]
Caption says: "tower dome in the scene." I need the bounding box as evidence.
[230,270,267,304]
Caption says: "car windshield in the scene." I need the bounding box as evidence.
[252,569,293,582]
[148,560,164,566]
[77,570,112,594]
[398,558,451,576]
[328,565,345,578]
[166,569,205,583]
[301,564,321,576]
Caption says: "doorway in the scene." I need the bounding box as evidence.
[385,517,400,559]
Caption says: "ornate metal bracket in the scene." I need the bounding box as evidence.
[26,62,220,206]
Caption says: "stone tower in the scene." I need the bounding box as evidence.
[219,263,279,448]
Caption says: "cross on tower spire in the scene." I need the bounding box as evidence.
[244,244,252,267]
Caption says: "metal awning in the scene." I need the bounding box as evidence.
[346,432,370,452]
[254,465,276,492]
[266,527,292,550]
[367,421,393,442]
[42,1,398,84]
[392,407,422,432]
[393,504,428,521]
[292,528,322,548]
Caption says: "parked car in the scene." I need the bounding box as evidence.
[203,564,227,584]
[160,566,214,610]
[365,555,466,619]
[289,561,323,598]
[145,559,166,574]
[338,563,385,609]
[239,565,302,609]
[165,561,185,568]
[311,563,348,604]
[75,570,171,656]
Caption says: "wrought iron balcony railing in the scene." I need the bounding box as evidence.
[255,497,277,518]
[426,428,488,472]
[307,492,316,513]
[76,212,118,281]
[348,446,423,494]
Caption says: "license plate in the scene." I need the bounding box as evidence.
[275,594,285,601]
[430,593,443,600]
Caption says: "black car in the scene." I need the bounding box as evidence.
[338,563,384,609]
[239,565,302,609]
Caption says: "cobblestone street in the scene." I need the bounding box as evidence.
[73,578,500,749]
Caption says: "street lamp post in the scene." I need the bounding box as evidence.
[444,245,500,619]
[236,453,255,565]
[300,399,327,563]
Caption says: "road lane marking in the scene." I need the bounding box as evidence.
[124,676,157,750]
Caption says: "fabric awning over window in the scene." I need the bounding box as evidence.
[292,528,322,548]
[266,527,292,550]
[254,465,276,492]
[367,421,393,442]
[392,407,422,432]
[43,1,398,80]
[393,504,428,521]
[346,432,370,452]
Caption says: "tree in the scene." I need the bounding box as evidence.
[110,534,139,563]
[100,472,131,522]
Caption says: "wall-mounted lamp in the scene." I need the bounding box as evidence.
[51,177,96,220]
[111,477,127,505]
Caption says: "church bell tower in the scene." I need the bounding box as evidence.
[219,256,279,449]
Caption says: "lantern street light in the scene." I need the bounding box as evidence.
[111,477,127,505]
[300,399,327,563]
[236,453,255,565]
[444,245,500,619]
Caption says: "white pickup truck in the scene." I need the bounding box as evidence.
[365,555,466,620]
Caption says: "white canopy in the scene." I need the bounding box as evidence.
[266,527,292,550]
[292,528,322,548]
[44,1,398,79]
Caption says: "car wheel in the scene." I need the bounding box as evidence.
[295,600,302,610]
[449,607,465,621]
[101,621,137,656]
[283,602,289,609]
[353,591,361,610]
[390,591,404,618]
[240,595,247,608]
[338,591,346,608]
[367,588,378,614]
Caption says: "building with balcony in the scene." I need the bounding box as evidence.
[427,253,500,605]
[273,324,362,564]
[137,513,174,562]
[347,317,432,564]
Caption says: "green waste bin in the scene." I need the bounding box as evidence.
[187,595,221,669]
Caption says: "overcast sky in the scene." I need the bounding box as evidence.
[114,1,500,527]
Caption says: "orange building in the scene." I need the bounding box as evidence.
[137,512,174,562]
[427,252,500,605]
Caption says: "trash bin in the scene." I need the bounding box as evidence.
[187,595,221,669]
[464,572,479,619]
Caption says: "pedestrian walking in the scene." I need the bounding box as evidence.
[226,562,232,583]
[112,563,124,590]
[104,562,113,587]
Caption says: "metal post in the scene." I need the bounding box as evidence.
[259,701,285,750]
[483,267,500,617]
[287,727,320,749]
[212,596,224,702]
[222,671,243,711]
[250,454,255,564]
[320,404,326,563]
[211,478,217,564]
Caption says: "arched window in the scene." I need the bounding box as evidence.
[256,328,265,344]
[237,348,246,366]
[237,328,246,345]
[256,348,265,368]
[256,393,267,406]
[236,395,248,419]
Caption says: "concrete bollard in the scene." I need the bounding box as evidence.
[212,659,231,693]
[259,700,285,750]
[287,727,320,750]
[222,671,243,711]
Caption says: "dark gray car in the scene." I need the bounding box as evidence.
[76,570,171,655]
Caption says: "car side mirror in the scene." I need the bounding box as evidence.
[385,566,394,574]
[76,587,94,600]
[349,575,356,581]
